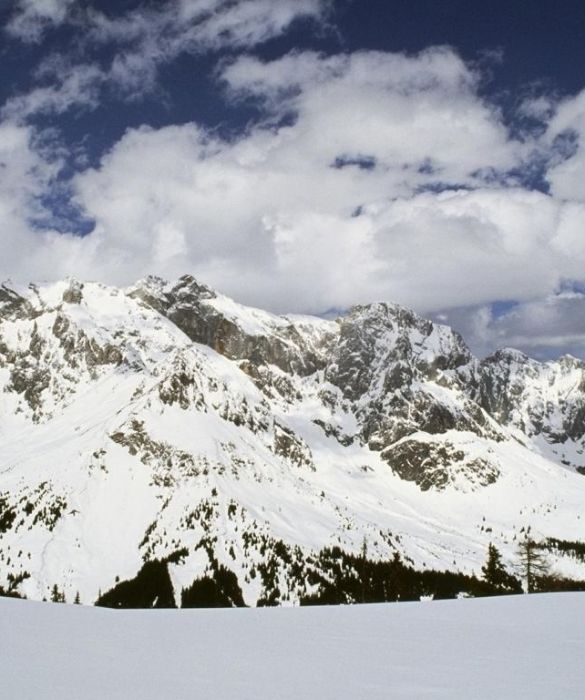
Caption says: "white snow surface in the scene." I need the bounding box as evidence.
[1,593,584,699]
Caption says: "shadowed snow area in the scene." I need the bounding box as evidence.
[1,593,584,699]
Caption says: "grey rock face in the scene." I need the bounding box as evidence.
[62,280,84,305]
[130,275,335,376]
[381,438,500,492]
[323,302,503,458]
[476,349,585,451]
[475,349,536,428]
[0,285,35,320]
[0,282,125,420]
[325,302,472,401]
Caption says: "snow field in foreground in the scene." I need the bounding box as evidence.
[1,593,584,699]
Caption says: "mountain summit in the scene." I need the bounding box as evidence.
[1,276,585,605]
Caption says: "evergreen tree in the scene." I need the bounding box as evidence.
[387,551,403,601]
[516,536,550,593]
[50,584,65,603]
[482,543,504,585]
[481,543,520,592]
[360,537,368,603]
[74,591,81,605]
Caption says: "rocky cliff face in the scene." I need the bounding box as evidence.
[324,303,505,491]
[1,276,585,605]
[129,275,335,376]
[474,349,585,471]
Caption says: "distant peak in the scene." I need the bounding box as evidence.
[487,348,530,364]
[558,354,585,370]
[348,300,418,321]
[170,274,216,301]
[129,275,168,293]
[62,278,84,304]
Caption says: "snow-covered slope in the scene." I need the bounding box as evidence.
[2,593,584,699]
[1,275,585,604]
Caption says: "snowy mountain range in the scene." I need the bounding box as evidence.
[1,275,585,606]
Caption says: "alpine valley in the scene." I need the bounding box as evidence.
[1,275,585,607]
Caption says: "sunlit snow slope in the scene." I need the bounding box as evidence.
[1,275,585,604]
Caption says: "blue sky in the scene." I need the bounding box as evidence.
[2,0,585,359]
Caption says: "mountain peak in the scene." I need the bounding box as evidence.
[62,278,84,304]
[485,347,531,365]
